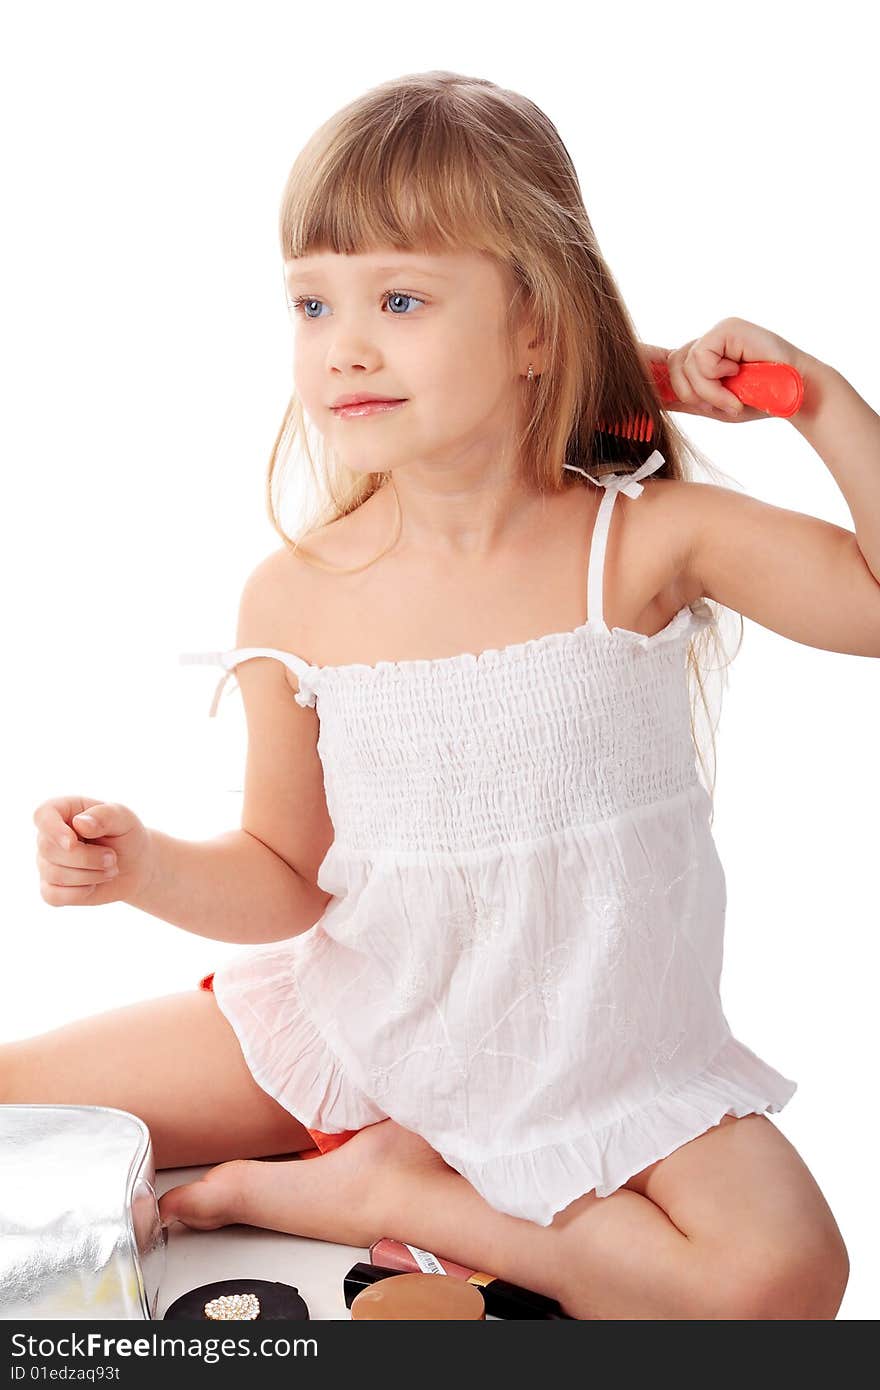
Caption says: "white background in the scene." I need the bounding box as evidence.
[3,0,877,1318]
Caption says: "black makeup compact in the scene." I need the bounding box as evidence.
[163,1278,310,1320]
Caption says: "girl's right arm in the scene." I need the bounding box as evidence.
[129,825,332,943]
[33,799,332,944]
[35,550,337,945]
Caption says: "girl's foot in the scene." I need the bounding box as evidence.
[158,1160,246,1232]
[157,1118,450,1247]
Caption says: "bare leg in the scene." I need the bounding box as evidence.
[161,1117,847,1320]
[2,990,319,1168]
[6,996,845,1320]
[355,1119,846,1319]
[365,1146,704,1319]
[159,1122,709,1318]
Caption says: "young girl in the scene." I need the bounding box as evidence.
[19,71,876,1320]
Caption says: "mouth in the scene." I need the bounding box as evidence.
[331,399,408,418]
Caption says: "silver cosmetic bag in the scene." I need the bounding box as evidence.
[0,1105,166,1319]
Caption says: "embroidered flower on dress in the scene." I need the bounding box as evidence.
[441,894,506,952]
[514,940,574,1022]
[387,958,430,1017]
[580,887,628,969]
[581,862,698,963]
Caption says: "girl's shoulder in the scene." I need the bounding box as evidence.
[625,475,706,601]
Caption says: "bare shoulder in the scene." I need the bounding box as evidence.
[640,472,772,597]
[236,543,309,641]
[634,475,708,609]
[236,539,325,675]
[237,504,378,681]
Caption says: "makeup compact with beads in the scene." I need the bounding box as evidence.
[163,1277,309,1320]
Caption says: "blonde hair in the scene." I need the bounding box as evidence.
[266,70,744,818]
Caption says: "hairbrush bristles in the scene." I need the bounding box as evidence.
[592,411,658,467]
[596,410,655,444]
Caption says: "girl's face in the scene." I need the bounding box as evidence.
[284,247,532,481]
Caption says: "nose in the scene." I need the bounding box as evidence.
[325,312,384,376]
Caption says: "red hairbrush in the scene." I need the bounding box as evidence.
[592,358,804,466]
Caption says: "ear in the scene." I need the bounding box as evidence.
[508,278,546,376]
[518,325,547,378]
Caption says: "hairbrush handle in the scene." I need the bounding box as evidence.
[650,358,804,417]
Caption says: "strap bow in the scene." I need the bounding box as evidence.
[563,448,665,499]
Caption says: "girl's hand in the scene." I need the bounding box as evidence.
[639,317,809,423]
[33,796,155,907]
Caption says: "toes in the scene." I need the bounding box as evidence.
[159,1160,246,1232]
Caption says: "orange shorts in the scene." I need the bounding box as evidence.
[198,971,361,1160]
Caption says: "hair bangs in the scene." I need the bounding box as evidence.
[279,87,519,267]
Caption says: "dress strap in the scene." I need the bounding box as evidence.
[562,449,666,627]
[179,646,320,714]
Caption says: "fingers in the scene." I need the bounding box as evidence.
[36,849,119,906]
[36,844,118,881]
[33,801,119,905]
[36,834,117,874]
[665,340,744,417]
[35,825,116,874]
[72,808,104,837]
[32,799,114,850]
[32,801,80,852]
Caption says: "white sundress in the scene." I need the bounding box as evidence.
[180,448,797,1228]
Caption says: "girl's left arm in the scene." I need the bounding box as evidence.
[654,318,880,657]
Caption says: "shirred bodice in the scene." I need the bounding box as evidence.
[301,602,711,856]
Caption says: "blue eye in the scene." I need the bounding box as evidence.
[288,290,425,320]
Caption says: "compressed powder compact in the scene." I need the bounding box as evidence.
[350,1271,486,1320]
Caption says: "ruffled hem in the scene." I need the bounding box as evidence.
[210,952,388,1133]
[439,1032,798,1228]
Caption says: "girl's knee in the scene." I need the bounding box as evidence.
[720,1236,850,1319]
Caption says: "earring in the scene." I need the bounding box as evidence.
[527,364,534,382]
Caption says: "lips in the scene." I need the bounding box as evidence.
[332,399,407,418]
[331,395,406,409]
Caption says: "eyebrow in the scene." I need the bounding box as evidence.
[285,261,453,284]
